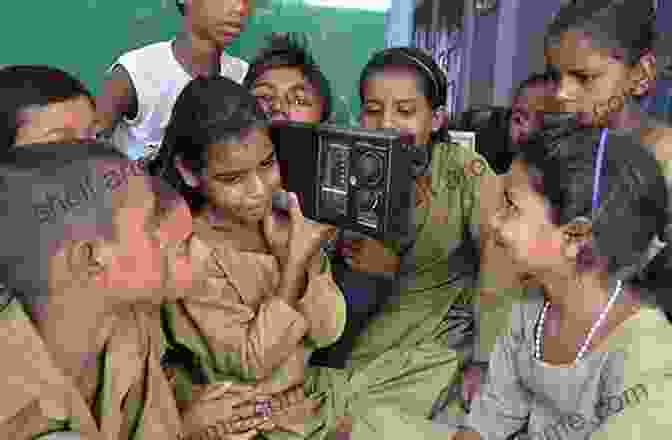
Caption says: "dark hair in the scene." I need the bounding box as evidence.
[546,0,657,67]
[513,72,552,101]
[243,32,333,122]
[359,47,449,143]
[149,76,269,213]
[0,65,93,150]
[517,122,672,316]
[0,141,128,313]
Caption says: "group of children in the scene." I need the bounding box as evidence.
[1,0,672,439]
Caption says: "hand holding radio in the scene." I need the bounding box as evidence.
[266,192,336,305]
[264,192,336,270]
[341,238,400,275]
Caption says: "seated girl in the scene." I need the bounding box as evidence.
[309,47,519,437]
[148,76,346,439]
[457,124,672,439]
[477,0,672,403]
[243,33,399,370]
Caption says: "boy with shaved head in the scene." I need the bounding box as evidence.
[0,141,209,439]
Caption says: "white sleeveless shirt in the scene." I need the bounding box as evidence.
[109,40,249,160]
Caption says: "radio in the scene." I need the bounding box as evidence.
[270,122,422,241]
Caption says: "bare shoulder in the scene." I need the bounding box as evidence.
[641,125,672,163]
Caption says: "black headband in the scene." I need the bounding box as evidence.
[375,49,443,106]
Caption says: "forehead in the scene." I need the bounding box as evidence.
[363,68,424,101]
[94,160,180,226]
[545,30,617,69]
[20,96,95,128]
[118,174,186,230]
[253,66,311,90]
[208,127,274,169]
[514,85,552,112]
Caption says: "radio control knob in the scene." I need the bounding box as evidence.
[356,190,378,212]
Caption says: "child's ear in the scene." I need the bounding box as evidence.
[630,53,657,97]
[175,156,200,188]
[431,107,447,133]
[562,216,593,260]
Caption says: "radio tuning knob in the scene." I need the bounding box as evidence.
[350,176,358,186]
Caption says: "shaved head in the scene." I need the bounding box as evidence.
[0,141,168,309]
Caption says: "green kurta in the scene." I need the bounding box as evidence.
[307,141,496,439]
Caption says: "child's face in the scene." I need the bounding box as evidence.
[490,160,567,275]
[250,66,325,123]
[545,30,649,126]
[360,69,441,146]
[202,127,282,226]
[187,0,252,47]
[15,96,97,146]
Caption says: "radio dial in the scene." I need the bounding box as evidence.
[356,190,379,212]
[355,152,383,187]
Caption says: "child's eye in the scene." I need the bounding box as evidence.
[260,157,276,168]
[504,192,517,211]
[293,96,312,107]
[573,72,596,85]
[219,175,242,184]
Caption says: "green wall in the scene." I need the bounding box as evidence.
[0,0,386,124]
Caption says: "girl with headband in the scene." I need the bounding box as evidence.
[455,124,672,440]
[317,47,516,437]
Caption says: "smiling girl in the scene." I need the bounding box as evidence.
[480,0,672,400]
[149,76,346,440]
[456,124,672,440]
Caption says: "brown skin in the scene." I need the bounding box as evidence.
[354,68,444,274]
[358,68,508,409]
[36,171,204,396]
[546,30,672,161]
[175,127,335,306]
[509,83,552,145]
[356,68,501,279]
[454,160,641,440]
[490,160,640,364]
[15,96,98,146]
[96,0,252,137]
[487,30,672,296]
[250,66,325,123]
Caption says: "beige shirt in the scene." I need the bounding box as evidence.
[164,214,346,438]
[0,297,182,440]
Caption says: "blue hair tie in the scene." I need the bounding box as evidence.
[591,128,609,216]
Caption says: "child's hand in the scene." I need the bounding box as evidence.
[341,238,400,274]
[284,193,336,268]
[181,382,268,438]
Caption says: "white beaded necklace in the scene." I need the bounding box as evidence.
[534,279,623,364]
